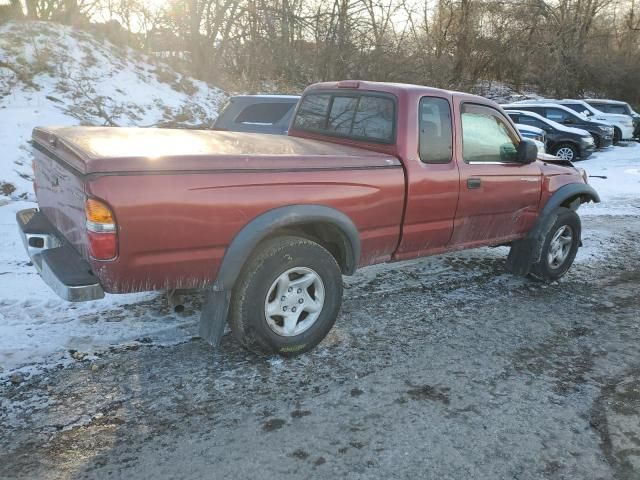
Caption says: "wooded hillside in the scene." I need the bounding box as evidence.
[2,0,640,103]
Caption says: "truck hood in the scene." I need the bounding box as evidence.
[537,155,581,177]
[32,126,400,175]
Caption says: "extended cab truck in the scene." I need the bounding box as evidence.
[17,81,600,356]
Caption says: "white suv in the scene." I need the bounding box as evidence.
[516,99,634,142]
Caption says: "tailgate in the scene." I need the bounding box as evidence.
[32,143,89,259]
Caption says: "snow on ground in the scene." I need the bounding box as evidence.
[0,200,198,380]
[578,142,640,216]
[0,21,227,201]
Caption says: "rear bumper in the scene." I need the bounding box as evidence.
[16,208,105,302]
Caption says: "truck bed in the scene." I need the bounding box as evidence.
[31,126,406,293]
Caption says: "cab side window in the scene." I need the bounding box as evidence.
[419,97,453,164]
[518,115,548,130]
[608,105,628,115]
[546,108,574,123]
[461,104,519,163]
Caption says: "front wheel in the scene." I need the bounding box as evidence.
[530,207,581,282]
[229,236,343,356]
[552,143,578,161]
[613,127,621,144]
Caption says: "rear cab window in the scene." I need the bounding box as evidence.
[292,91,396,144]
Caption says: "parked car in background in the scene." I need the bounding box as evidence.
[501,102,614,149]
[213,95,299,135]
[506,109,595,161]
[18,80,599,356]
[515,124,546,154]
[540,99,634,143]
[584,99,640,139]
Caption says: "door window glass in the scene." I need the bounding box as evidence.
[461,104,519,163]
[546,108,575,123]
[608,105,628,115]
[518,116,547,130]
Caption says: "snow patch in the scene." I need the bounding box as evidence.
[0,21,226,201]
[578,143,640,216]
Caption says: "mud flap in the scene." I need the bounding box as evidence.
[505,238,534,276]
[505,212,559,277]
[199,289,231,347]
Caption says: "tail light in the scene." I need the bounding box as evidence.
[85,198,117,260]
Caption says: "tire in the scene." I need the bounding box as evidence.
[552,143,578,161]
[613,127,621,144]
[229,235,343,356]
[592,134,602,148]
[530,207,581,282]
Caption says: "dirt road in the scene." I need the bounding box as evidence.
[1,214,639,480]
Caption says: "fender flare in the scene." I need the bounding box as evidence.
[505,183,599,276]
[212,204,361,292]
[199,205,360,346]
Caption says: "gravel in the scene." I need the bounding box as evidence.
[1,214,639,480]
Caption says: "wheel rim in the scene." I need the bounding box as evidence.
[555,147,575,160]
[547,225,573,269]
[264,267,325,337]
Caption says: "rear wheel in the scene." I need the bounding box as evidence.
[552,143,578,161]
[229,236,343,356]
[530,207,581,282]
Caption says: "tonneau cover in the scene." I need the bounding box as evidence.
[32,126,400,175]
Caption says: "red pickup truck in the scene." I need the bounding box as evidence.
[18,81,599,356]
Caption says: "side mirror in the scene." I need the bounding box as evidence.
[517,138,538,164]
[564,118,574,124]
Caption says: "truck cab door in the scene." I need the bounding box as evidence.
[394,96,459,260]
[450,102,541,245]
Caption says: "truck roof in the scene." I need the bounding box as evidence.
[304,80,490,104]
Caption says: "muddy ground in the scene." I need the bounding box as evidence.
[1,214,639,480]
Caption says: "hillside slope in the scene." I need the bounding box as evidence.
[0,20,227,200]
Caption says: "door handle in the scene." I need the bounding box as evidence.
[467,177,481,189]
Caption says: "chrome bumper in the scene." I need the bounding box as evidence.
[16,208,105,302]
